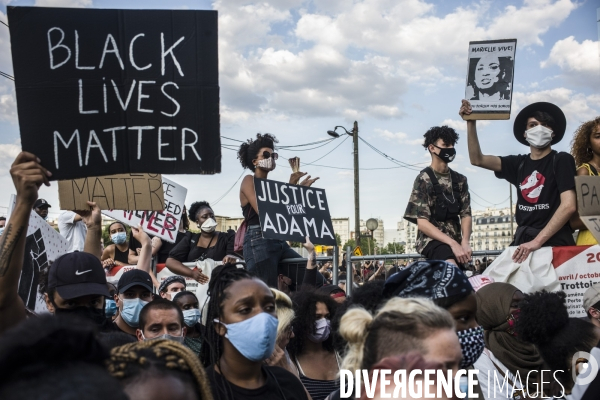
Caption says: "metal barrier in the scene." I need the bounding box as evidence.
[280,246,504,297]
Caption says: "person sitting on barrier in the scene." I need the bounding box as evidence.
[461,100,577,263]
[158,275,186,300]
[517,290,600,397]
[569,116,600,245]
[237,133,319,288]
[102,222,133,268]
[404,126,472,267]
[166,201,237,286]
[173,291,204,356]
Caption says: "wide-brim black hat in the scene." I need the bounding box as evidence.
[513,102,566,146]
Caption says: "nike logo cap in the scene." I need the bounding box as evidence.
[48,251,110,300]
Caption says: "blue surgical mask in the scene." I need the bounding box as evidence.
[183,309,201,327]
[0,227,4,236]
[111,232,127,245]
[120,297,148,327]
[105,299,117,317]
[214,313,278,362]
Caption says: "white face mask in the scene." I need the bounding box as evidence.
[525,125,553,148]
[256,157,276,171]
[200,218,217,233]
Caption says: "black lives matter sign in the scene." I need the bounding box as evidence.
[254,178,336,246]
[8,7,220,180]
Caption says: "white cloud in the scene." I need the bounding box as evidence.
[442,118,490,131]
[513,88,600,128]
[377,129,422,145]
[0,90,17,123]
[0,142,21,171]
[34,0,92,6]
[541,36,600,86]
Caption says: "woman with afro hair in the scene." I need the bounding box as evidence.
[237,133,319,288]
[166,201,237,284]
[516,290,600,397]
[570,116,600,245]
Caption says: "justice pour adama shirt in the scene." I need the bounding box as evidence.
[494,150,576,245]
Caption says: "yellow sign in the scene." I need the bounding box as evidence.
[353,246,363,256]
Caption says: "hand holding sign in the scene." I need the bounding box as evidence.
[11,152,52,206]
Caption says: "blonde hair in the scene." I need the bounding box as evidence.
[271,289,295,343]
[339,297,455,371]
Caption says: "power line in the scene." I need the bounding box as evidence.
[0,20,8,28]
[304,136,349,166]
[358,136,424,171]
[211,171,246,206]
[0,71,14,81]
[471,191,510,206]
[278,138,335,149]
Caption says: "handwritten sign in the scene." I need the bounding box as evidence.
[575,176,600,243]
[58,173,165,211]
[103,176,187,243]
[462,39,517,121]
[7,6,221,180]
[254,178,336,245]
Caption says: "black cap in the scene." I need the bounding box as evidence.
[513,102,566,146]
[118,269,153,293]
[33,199,51,208]
[48,252,110,300]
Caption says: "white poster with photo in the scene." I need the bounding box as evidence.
[103,177,187,243]
[464,39,517,119]
[7,195,70,314]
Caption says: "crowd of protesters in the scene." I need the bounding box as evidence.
[0,107,599,400]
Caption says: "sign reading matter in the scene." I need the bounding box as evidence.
[254,178,336,245]
[462,39,517,120]
[58,173,164,211]
[7,7,220,180]
[575,176,600,243]
[103,177,187,243]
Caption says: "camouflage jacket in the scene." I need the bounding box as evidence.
[404,168,471,253]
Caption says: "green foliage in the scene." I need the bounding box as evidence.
[335,233,342,247]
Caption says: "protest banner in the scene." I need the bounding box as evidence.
[254,178,336,245]
[103,176,187,243]
[7,195,70,314]
[552,245,600,318]
[58,173,165,211]
[462,39,517,120]
[8,7,220,180]
[575,176,600,244]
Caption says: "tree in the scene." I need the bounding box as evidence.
[380,242,405,255]
[342,237,378,255]
[335,233,342,247]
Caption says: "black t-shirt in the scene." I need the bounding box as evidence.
[168,231,235,262]
[495,150,575,244]
[129,231,188,264]
[206,365,309,400]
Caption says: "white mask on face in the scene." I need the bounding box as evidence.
[525,125,553,148]
[256,157,276,171]
[200,218,217,233]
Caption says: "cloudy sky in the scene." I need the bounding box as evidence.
[0,0,598,233]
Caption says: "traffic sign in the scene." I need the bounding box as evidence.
[353,246,363,256]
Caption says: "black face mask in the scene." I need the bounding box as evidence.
[431,145,456,163]
[53,304,107,327]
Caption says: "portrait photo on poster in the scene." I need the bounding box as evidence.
[464,39,517,120]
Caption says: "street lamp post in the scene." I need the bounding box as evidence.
[328,122,360,247]
[366,218,378,255]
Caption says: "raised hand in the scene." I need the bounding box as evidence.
[299,175,319,187]
[10,152,51,206]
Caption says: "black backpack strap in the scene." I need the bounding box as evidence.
[589,163,598,176]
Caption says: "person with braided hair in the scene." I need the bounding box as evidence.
[107,338,213,400]
[201,264,308,400]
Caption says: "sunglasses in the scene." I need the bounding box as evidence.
[262,151,278,160]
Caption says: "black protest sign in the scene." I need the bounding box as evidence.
[254,178,336,245]
[8,7,220,180]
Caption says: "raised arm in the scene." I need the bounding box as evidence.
[79,201,102,259]
[0,152,51,334]
[460,100,502,172]
[131,226,152,274]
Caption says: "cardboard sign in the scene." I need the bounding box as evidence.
[462,39,517,120]
[575,176,600,243]
[103,176,187,243]
[8,7,221,180]
[552,245,600,318]
[254,178,336,245]
[7,195,70,314]
[58,173,165,211]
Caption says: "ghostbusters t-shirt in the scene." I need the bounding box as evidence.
[495,150,575,244]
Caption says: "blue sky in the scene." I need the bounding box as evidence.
[0,0,598,232]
